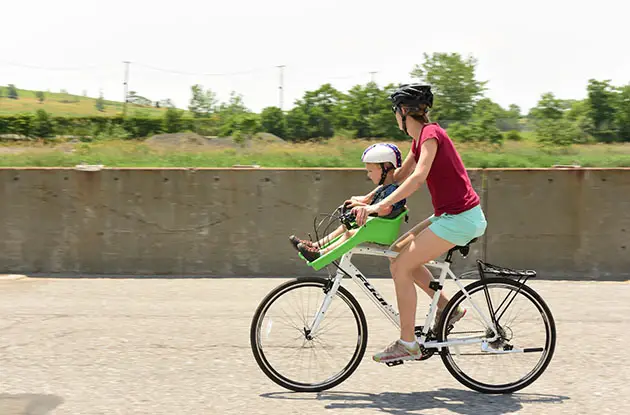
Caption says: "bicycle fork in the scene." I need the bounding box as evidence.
[305,270,344,338]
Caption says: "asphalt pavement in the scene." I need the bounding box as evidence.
[0,276,628,414]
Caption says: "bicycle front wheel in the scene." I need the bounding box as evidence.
[438,277,556,394]
[250,277,368,392]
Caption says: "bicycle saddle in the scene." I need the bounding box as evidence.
[448,237,478,258]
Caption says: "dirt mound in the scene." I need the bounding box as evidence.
[145,132,285,149]
[253,132,284,143]
[145,132,209,147]
[205,137,239,148]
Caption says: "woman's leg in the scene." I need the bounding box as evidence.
[410,264,450,310]
[372,227,455,363]
[390,228,454,343]
[388,216,450,308]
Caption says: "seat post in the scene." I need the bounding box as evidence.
[445,249,455,263]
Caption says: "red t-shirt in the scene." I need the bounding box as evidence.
[411,123,479,216]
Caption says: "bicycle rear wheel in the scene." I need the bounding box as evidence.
[250,277,368,392]
[438,277,556,394]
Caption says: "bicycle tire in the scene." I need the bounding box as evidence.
[437,277,556,394]
[250,276,368,392]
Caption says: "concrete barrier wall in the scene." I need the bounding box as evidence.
[1,168,628,280]
[484,168,630,279]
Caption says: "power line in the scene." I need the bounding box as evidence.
[0,60,105,71]
[131,62,275,77]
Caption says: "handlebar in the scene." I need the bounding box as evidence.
[338,202,358,230]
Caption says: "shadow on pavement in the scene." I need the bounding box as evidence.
[261,387,570,415]
[0,393,64,415]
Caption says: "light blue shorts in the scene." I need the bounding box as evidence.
[429,204,487,246]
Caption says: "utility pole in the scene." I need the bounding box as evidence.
[277,65,285,110]
[122,61,130,117]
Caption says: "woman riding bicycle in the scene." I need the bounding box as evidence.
[351,83,488,364]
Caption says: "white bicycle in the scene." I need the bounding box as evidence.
[250,207,556,394]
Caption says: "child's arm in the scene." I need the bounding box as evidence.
[349,186,379,205]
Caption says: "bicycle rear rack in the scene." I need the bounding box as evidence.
[476,259,536,285]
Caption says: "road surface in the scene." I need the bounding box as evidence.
[0,276,628,414]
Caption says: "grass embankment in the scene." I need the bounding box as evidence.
[1,136,629,168]
[0,88,168,117]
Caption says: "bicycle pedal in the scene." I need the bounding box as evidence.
[385,360,404,367]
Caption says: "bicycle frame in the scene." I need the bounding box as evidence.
[308,244,500,350]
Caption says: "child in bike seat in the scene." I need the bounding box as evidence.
[289,143,407,262]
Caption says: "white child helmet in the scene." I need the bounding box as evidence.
[361,143,402,185]
[362,143,402,168]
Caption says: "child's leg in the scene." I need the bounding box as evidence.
[320,229,357,253]
[315,224,346,248]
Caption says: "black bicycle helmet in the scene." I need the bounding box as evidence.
[390,83,433,109]
[389,84,433,135]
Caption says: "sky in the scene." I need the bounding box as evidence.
[1,0,629,114]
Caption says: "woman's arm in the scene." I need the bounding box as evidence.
[379,138,438,207]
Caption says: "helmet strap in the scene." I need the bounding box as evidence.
[379,163,389,185]
[401,114,409,136]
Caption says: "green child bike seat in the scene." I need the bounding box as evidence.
[299,208,409,271]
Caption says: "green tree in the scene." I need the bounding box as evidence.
[529,92,565,121]
[335,82,375,138]
[219,112,261,138]
[215,91,250,136]
[474,99,503,144]
[36,91,45,103]
[95,92,105,112]
[7,84,18,99]
[446,121,473,142]
[410,53,487,122]
[292,83,344,138]
[507,104,521,118]
[286,106,309,141]
[615,84,630,142]
[188,84,217,118]
[564,99,593,142]
[32,109,54,138]
[536,118,582,147]
[216,91,248,118]
[163,107,184,133]
[529,92,583,147]
[260,106,287,138]
[501,104,522,131]
[587,79,618,142]
[447,99,503,146]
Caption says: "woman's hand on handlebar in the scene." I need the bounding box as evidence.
[352,205,376,226]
